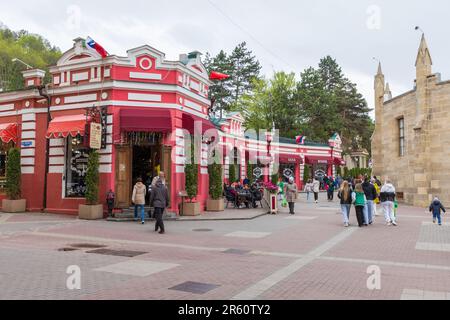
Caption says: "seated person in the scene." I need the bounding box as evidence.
[250,184,263,208]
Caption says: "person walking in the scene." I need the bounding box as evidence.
[151,171,166,187]
[327,179,335,202]
[277,177,286,203]
[285,177,298,215]
[304,179,314,202]
[313,177,320,204]
[372,178,381,216]
[149,179,169,234]
[429,197,446,226]
[352,183,367,227]
[132,178,147,224]
[338,181,353,227]
[380,179,397,226]
[362,177,378,225]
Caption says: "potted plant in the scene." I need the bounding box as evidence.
[78,150,103,220]
[207,162,224,212]
[2,148,26,213]
[183,141,200,216]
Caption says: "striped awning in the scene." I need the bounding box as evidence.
[46,114,88,139]
[0,123,18,144]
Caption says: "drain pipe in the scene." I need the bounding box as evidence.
[37,85,52,212]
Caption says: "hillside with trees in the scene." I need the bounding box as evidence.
[0,23,61,92]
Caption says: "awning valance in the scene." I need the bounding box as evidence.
[0,123,18,144]
[277,154,302,164]
[183,113,217,135]
[46,114,88,139]
[120,109,172,133]
[305,156,332,165]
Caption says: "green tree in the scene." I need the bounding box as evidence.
[240,72,299,138]
[228,164,237,184]
[229,42,262,107]
[208,163,223,200]
[0,23,61,91]
[85,151,100,205]
[185,139,199,202]
[5,148,21,200]
[204,42,261,113]
[303,165,311,183]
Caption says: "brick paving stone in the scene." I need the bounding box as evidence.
[1,193,449,300]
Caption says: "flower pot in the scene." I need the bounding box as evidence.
[2,199,27,213]
[206,199,225,212]
[78,204,104,220]
[183,202,201,216]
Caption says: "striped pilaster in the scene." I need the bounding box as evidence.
[21,113,36,174]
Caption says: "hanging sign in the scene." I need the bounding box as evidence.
[253,167,263,179]
[89,122,102,150]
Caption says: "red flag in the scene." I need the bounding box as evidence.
[209,71,230,81]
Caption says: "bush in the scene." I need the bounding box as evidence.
[5,148,21,200]
[229,164,237,184]
[209,163,223,200]
[85,150,100,205]
[185,139,198,202]
[271,172,279,185]
[303,165,311,182]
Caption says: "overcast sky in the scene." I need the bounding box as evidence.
[1,0,449,115]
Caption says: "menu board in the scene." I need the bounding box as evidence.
[89,123,102,150]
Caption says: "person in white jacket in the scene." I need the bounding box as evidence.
[312,178,320,203]
[380,180,397,226]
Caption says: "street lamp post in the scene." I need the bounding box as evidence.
[11,58,33,70]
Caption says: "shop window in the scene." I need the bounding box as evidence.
[0,142,14,193]
[399,118,405,157]
[65,135,90,198]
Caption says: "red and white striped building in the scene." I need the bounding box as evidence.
[0,38,344,215]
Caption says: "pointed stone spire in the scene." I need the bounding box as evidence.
[384,82,392,101]
[415,34,432,76]
[377,62,383,76]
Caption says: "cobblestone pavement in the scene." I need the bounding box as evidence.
[0,193,449,300]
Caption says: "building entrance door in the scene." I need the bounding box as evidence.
[115,145,132,208]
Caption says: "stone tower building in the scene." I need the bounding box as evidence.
[372,34,450,207]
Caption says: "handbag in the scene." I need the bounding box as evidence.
[281,197,288,208]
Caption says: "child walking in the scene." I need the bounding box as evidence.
[352,183,367,227]
[429,197,446,226]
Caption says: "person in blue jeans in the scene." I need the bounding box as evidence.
[132,178,147,224]
[362,177,378,226]
[429,197,446,226]
[338,181,353,227]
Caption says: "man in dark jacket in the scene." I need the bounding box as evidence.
[149,179,169,234]
[362,177,378,225]
[429,197,446,226]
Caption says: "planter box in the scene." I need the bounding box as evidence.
[183,202,201,216]
[2,199,27,213]
[78,204,104,220]
[206,199,225,212]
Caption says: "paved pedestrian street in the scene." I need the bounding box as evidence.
[1,194,449,300]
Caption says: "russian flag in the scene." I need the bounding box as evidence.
[85,37,108,58]
[296,135,306,145]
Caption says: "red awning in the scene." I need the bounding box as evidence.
[183,113,217,135]
[305,156,332,165]
[46,114,88,139]
[334,158,346,166]
[277,154,302,164]
[0,123,18,144]
[121,109,172,132]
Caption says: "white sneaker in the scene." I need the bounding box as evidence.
[344,223,349,227]
[387,222,392,226]
[392,222,398,226]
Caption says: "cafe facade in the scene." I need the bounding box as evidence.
[0,38,344,215]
